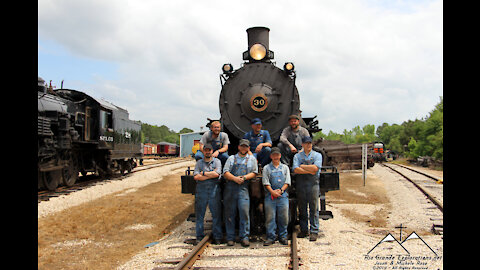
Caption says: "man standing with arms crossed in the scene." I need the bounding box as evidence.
[292,136,323,241]
[193,143,223,245]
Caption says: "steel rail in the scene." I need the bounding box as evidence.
[174,234,211,270]
[289,230,299,270]
[389,163,442,183]
[381,163,443,213]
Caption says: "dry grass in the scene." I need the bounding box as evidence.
[38,171,194,270]
[327,171,391,228]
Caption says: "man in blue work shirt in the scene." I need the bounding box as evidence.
[222,139,258,247]
[243,118,272,167]
[292,136,323,241]
[262,147,291,246]
[193,143,223,245]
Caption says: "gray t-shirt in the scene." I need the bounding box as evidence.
[200,131,230,148]
[279,126,310,147]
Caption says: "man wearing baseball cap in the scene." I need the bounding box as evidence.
[262,147,291,246]
[277,114,310,165]
[222,139,258,247]
[243,117,272,167]
[292,136,323,241]
[193,143,223,245]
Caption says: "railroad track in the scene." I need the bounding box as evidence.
[380,163,443,235]
[153,229,301,270]
[38,157,192,203]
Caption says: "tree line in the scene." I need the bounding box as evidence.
[313,97,443,161]
[140,123,193,145]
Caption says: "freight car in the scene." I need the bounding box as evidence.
[38,77,143,190]
[181,27,340,239]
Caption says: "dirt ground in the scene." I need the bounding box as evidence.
[37,171,195,270]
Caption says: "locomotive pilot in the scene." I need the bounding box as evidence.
[262,147,290,246]
[193,143,223,245]
[292,136,323,241]
[243,118,272,167]
[195,120,230,166]
[277,115,310,165]
[222,139,258,247]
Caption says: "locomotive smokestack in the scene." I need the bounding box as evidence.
[243,26,274,61]
[246,26,270,51]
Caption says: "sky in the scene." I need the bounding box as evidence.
[38,0,443,134]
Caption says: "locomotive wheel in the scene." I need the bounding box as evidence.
[42,170,60,191]
[62,158,78,187]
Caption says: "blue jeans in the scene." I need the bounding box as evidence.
[253,146,272,167]
[264,194,289,241]
[223,181,250,241]
[195,179,223,240]
[195,150,229,166]
[296,177,320,234]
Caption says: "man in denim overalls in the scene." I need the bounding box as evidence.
[193,143,223,245]
[222,139,258,247]
[262,147,291,246]
[195,121,230,166]
[243,118,272,167]
[292,136,323,241]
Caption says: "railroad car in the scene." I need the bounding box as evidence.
[181,27,340,238]
[372,141,387,162]
[157,142,179,156]
[38,77,143,190]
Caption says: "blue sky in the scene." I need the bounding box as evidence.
[38,0,442,134]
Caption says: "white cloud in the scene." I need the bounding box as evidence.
[38,0,442,133]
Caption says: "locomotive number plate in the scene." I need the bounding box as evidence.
[250,94,268,112]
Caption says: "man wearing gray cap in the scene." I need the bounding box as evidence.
[277,114,310,165]
[193,143,223,245]
[222,139,258,247]
[262,147,291,246]
[243,117,272,167]
[292,136,323,241]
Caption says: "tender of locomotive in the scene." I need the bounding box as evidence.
[38,77,142,190]
[181,27,340,237]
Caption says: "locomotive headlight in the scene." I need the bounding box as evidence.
[249,43,267,60]
[284,62,295,73]
[222,63,233,74]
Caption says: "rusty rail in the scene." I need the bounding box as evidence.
[174,234,211,270]
[381,163,443,213]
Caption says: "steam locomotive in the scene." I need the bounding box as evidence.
[182,27,340,237]
[38,77,142,190]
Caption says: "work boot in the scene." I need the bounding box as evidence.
[279,238,288,245]
[297,231,309,238]
[309,233,318,241]
[263,239,274,246]
[227,240,235,246]
[241,239,250,247]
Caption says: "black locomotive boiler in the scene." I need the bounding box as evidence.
[38,77,143,190]
[182,27,339,238]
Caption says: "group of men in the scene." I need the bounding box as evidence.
[193,115,322,247]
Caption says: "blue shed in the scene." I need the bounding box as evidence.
[179,131,205,157]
